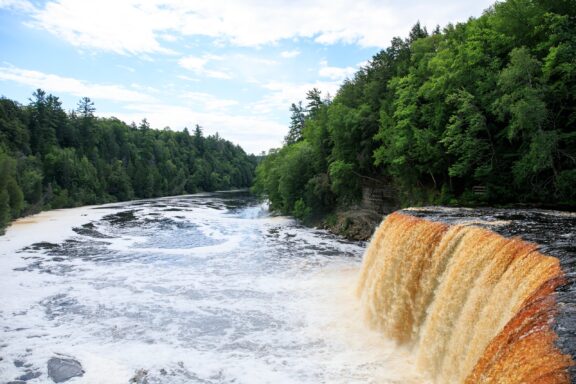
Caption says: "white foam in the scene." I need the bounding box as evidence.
[0,196,427,383]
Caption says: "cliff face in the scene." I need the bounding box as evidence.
[323,208,383,241]
[323,183,398,241]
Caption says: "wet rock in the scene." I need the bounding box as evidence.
[129,368,149,384]
[23,242,60,251]
[13,359,24,367]
[72,223,114,239]
[47,357,84,383]
[324,208,382,241]
[17,371,41,380]
[102,210,140,226]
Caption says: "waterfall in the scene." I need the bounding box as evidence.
[357,212,574,383]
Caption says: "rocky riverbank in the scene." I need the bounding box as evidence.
[322,207,384,241]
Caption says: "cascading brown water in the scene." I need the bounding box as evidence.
[357,212,574,383]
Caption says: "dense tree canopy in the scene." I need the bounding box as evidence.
[0,91,257,233]
[254,0,576,220]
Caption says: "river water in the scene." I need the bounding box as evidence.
[0,192,426,384]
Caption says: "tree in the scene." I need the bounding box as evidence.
[76,97,95,118]
[0,98,29,154]
[408,21,429,42]
[75,97,97,152]
[495,47,547,141]
[0,149,24,223]
[29,89,62,156]
[194,124,204,154]
[284,101,305,145]
[441,90,492,180]
[305,88,323,118]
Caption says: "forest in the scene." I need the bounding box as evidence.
[253,0,576,221]
[0,90,257,233]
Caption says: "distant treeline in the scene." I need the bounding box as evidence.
[253,0,576,220]
[0,90,257,233]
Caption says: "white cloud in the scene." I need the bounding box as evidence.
[223,54,279,83]
[159,33,178,42]
[25,0,176,55]
[181,91,239,111]
[178,53,279,82]
[0,65,155,103]
[0,0,34,12]
[178,55,232,80]
[177,75,199,82]
[178,56,205,72]
[318,60,356,82]
[13,0,495,54]
[281,50,301,59]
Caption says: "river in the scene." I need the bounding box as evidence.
[0,191,427,384]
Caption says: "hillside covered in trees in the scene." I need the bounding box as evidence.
[0,90,257,233]
[253,0,576,221]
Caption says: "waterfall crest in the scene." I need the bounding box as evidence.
[357,212,573,383]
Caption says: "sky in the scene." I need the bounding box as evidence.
[0,0,495,155]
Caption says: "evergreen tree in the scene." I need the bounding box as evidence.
[284,102,305,145]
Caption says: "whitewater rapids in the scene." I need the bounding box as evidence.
[0,192,428,383]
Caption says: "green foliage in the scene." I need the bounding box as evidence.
[293,198,311,220]
[5,177,24,217]
[255,0,576,218]
[0,92,257,233]
[495,47,547,141]
[441,90,492,179]
[0,148,24,228]
[0,189,10,232]
[328,160,359,202]
[107,160,134,201]
[253,141,335,217]
[556,169,576,201]
[276,143,315,213]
